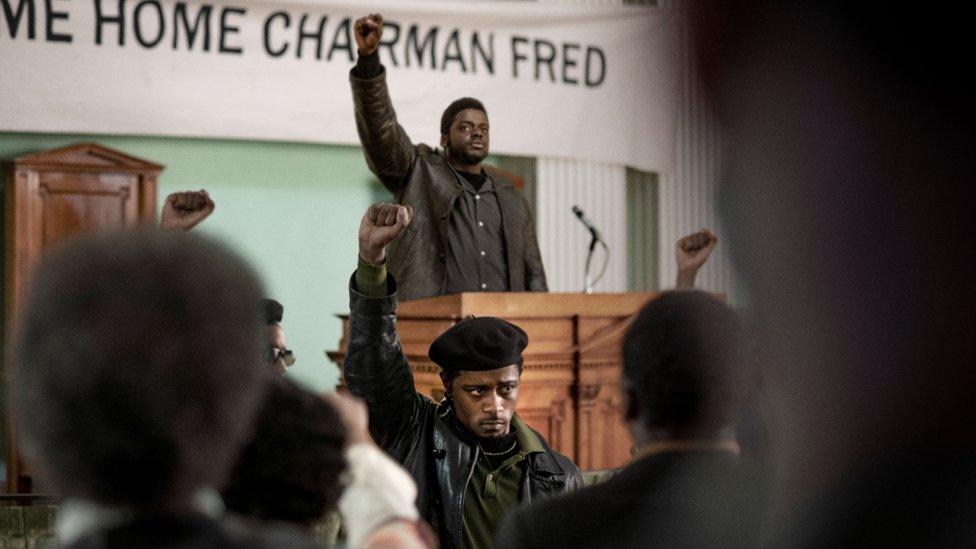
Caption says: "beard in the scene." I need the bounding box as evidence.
[479,430,517,453]
[446,142,488,166]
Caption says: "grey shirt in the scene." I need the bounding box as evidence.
[445,169,510,294]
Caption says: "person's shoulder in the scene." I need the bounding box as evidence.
[524,424,580,478]
[550,448,581,477]
[415,144,444,162]
[500,478,628,548]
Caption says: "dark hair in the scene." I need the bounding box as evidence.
[10,229,268,508]
[223,377,346,526]
[622,291,748,437]
[263,298,284,325]
[440,97,487,136]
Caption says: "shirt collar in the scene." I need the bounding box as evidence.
[449,165,493,194]
[511,413,545,455]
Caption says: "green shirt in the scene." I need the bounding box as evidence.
[354,258,389,297]
[461,414,545,549]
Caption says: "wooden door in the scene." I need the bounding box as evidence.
[2,143,162,495]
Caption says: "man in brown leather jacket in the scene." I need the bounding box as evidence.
[349,13,548,301]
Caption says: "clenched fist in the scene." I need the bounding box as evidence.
[359,203,413,265]
[354,13,384,56]
[160,190,215,231]
[676,228,718,273]
[675,228,717,289]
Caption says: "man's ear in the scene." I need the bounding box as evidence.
[440,134,448,150]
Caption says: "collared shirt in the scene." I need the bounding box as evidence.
[445,169,510,294]
[461,414,544,549]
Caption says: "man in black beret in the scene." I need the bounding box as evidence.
[344,203,582,549]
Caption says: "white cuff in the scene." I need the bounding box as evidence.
[339,443,420,549]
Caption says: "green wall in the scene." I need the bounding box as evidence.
[0,132,387,392]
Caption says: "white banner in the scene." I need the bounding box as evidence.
[0,0,679,172]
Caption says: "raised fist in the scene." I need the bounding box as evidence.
[354,13,384,56]
[160,190,215,231]
[358,202,413,264]
[676,228,718,274]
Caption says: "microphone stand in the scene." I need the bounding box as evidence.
[583,234,609,294]
[573,205,610,294]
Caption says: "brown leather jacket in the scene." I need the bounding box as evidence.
[350,68,548,301]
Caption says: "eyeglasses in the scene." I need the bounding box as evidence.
[266,347,296,367]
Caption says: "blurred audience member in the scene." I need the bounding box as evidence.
[222,377,346,531]
[8,229,317,548]
[158,190,294,375]
[693,1,976,545]
[496,291,764,548]
[262,298,295,374]
[330,392,438,549]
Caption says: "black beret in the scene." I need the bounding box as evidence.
[262,298,284,325]
[429,317,528,372]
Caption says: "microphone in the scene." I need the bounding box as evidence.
[571,205,602,241]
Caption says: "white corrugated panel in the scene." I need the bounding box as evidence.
[534,0,627,294]
[533,0,734,299]
[656,0,736,301]
[536,159,628,293]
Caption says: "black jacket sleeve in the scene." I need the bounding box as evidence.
[343,273,423,454]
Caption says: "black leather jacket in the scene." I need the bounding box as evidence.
[350,66,548,301]
[343,276,582,549]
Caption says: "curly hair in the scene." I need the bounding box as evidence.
[222,377,347,526]
[440,97,487,136]
[10,229,268,508]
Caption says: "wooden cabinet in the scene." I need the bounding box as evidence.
[2,143,162,494]
[328,291,658,471]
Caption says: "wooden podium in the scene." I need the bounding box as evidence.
[327,291,657,471]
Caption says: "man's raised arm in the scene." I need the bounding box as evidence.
[343,203,422,453]
[351,13,416,194]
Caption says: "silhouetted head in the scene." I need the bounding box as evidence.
[622,291,748,445]
[223,376,346,527]
[10,229,268,512]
